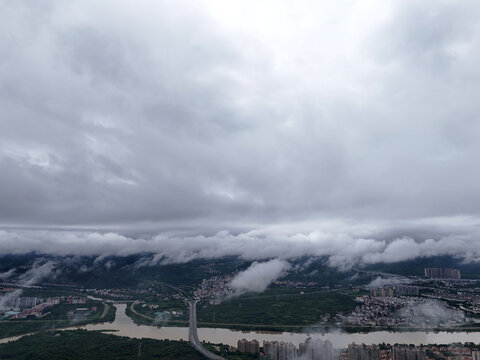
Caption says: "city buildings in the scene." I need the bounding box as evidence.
[345,344,427,360]
[348,343,380,360]
[370,288,395,297]
[261,339,333,360]
[369,286,419,297]
[473,350,480,360]
[393,347,426,360]
[395,285,420,296]
[338,295,466,328]
[2,296,39,308]
[237,339,259,354]
[424,268,461,279]
[264,340,298,360]
[300,338,333,360]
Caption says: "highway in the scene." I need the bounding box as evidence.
[188,299,226,360]
[161,282,226,359]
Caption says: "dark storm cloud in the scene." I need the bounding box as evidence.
[1,1,480,261]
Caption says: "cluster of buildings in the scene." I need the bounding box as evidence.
[1,298,60,319]
[345,344,382,360]
[193,275,233,301]
[273,280,318,288]
[237,339,260,354]
[2,296,40,308]
[422,284,480,312]
[235,340,480,360]
[338,296,413,327]
[0,296,88,320]
[424,268,461,280]
[298,338,334,360]
[86,287,181,300]
[369,285,420,297]
[86,288,136,299]
[237,338,333,360]
[424,345,480,360]
[341,344,480,360]
[344,344,426,360]
[263,340,300,360]
[194,276,322,304]
[338,296,466,328]
[393,347,426,360]
[1,296,82,310]
[67,297,86,305]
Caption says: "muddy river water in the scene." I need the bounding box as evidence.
[2,304,479,348]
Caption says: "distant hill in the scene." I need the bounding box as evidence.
[2,253,479,292]
[0,253,248,289]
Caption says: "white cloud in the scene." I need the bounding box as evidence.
[1,221,480,269]
[0,268,16,280]
[366,276,412,288]
[0,260,58,311]
[229,259,291,295]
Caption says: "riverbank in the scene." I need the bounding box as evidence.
[4,303,480,350]
[0,302,115,339]
[0,330,207,359]
[125,301,480,334]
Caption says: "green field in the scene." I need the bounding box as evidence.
[125,301,188,327]
[134,299,186,317]
[197,288,356,328]
[0,330,207,359]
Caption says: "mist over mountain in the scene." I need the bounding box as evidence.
[1,252,479,291]
[1,226,480,272]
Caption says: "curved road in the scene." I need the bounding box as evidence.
[188,299,226,360]
[129,298,224,359]
[152,283,226,360]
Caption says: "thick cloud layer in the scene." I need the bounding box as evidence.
[1,1,480,257]
[1,224,480,269]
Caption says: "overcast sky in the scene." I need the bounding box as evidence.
[1,1,480,262]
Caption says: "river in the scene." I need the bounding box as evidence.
[1,304,480,348]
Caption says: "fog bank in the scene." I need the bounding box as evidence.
[1,225,480,269]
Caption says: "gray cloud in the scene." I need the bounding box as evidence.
[1,1,480,256]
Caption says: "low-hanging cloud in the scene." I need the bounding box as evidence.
[17,261,58,287]
[0,268,16,280]
[396,300,465,327]
[0,260,58,310]
[366,276,412,289]
[1,225,480,269]
[229,259,291,296]
[0,218,480,269]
